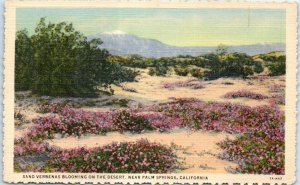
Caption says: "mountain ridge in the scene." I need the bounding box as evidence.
[87,31,285,58]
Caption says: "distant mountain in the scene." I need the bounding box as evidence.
[88,30,285,58]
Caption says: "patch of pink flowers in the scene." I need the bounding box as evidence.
[47,139,177,173]
[162,79,205,90]
[37,102,73,114]
[268,84,285,105]
[14,136,51,156]
[17,97,284,174]
[30,108,115,139]
[270,94,285,105]
[222,90,268,100]
[269,84,285,93]
[148,98,285,174]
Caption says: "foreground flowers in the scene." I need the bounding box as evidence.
[15,139,178,173]
[15,98,285,174]
[48,139,178,173]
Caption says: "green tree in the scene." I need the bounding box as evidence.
[15,18,137,97]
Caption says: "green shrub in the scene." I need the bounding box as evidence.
[174,67,189,76]
[254,62,264,74]
[148,66,168,76]
[266,56,286,76]
[190,68,203,78]
[148,68,156,76]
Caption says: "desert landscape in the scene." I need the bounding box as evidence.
[14,65,285,174]
[13,9,286,175]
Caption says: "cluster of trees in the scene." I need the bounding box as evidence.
[110,54,205,69]
[15,18,137,97]
[110,48,285,80]
[136,51,263,79]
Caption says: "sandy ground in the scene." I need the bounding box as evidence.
[110,70,284,107]
[14,71,285,173]
[47,129,237,173]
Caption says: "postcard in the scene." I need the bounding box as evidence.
[3,0,297,184]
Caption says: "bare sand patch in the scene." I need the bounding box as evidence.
[112,71,285,107]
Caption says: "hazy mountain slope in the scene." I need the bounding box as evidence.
[88,31,285,58]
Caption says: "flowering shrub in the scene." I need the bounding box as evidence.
[46,139,178,173]
[268,84,285,105]
[14,137,51,156]
[119,84,137,93]
[137,112,182,132]
[222,90,268,100]
[30,108,114,139]
[269,84,285,93]
[17,96,285,174]
[218,132,284,174]
[270,94,285,105]
[162,80,204,90]
[112,111,153,133]
[146,98,285,174]
[37,102,73,114]
[152,98,283,133]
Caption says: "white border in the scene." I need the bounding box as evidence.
[3,1,297,184]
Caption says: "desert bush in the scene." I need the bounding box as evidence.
[254,62,264,74]
[148,68,156,76]
[222,90,268,100]
[266,56,286,76]
[46,139,178,173]
[190,68,203,78]
[258,53,286,76]
[112,111,153,133]
[107,64,139,84]
[219,53,260,78]
[148,65,169,76]
[174,67,189,76]
[147,59,169,76]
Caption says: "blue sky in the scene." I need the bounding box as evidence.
[16,8,286,46]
